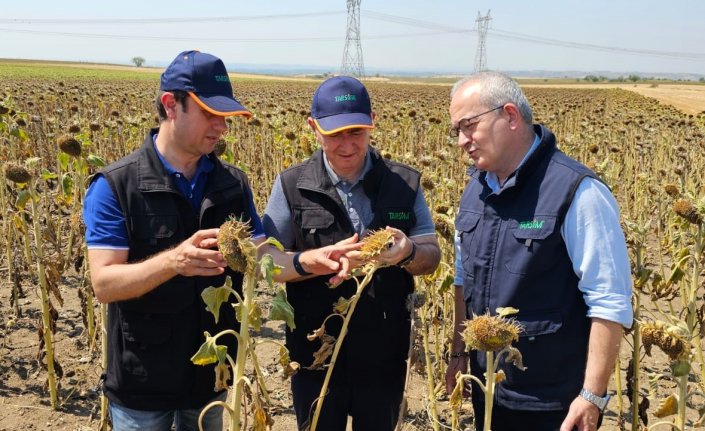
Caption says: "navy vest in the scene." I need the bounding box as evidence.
[456,125,596,410]
[98,128,249,410]
[279,148,418,380]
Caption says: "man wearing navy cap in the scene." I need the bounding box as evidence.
[83,50,261,431]
[263,76,441,430]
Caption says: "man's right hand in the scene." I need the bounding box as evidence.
[168,228,227,277]
[446,355,470,396]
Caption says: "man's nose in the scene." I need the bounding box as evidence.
[212,116,227,133]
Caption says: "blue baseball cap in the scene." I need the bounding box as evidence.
[160,50,251,117]
[311,76,374,135]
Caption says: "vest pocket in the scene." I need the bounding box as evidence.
[119,313,177,392]
[504,311,565,385]
[293,207,336,247]
[504,216,558,275]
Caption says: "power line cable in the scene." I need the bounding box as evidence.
[1,9,703,61]
[0,11,343,25]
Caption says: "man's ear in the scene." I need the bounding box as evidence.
[503,103,521,130]
[307,117,318,133]
[161,92,177,117]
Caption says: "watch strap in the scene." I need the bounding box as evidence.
[579,388,610,411]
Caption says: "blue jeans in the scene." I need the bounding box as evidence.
[109,392,228,431]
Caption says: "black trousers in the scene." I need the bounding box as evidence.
[291,368,405,431]
[472,404,604,431]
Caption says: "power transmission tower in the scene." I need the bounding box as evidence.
[340,0,365,77]
[474,10,491,72]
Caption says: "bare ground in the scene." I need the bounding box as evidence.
[1,274,703,431]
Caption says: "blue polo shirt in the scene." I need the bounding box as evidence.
[84,136,264,249]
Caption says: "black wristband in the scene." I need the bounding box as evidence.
[450,351,469,358]
[397,241,417,268]
[292,252,311,276]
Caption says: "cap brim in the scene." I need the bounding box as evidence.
[188,92,252,118]
[313,113,374,135]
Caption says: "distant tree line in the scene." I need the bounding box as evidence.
[580,74,705,83]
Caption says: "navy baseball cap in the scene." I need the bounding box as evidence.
[160,50,251,117]
[311,76,374,135]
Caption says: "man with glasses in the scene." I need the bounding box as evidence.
[263,76,440,430]
[445,71,632,431]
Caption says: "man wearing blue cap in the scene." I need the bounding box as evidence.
[263,76,441,430]
[83,50,261,431]
[84,52,363,430]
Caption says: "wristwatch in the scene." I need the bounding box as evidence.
[579,388,610,411]
[397,241,417,268]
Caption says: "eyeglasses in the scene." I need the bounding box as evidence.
[449,105,504,138]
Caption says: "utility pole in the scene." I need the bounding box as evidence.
[474,10,491,72]
[340,0,365,77]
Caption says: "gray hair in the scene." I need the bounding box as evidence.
[450,71,533,124]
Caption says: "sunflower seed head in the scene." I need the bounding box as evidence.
[217,218,256,273]
[359,229,395,261]
[462,312,523,352]
[673,199,702,225]
[641,321,689,361]
[4,163,31,184]
[58,135,82,157]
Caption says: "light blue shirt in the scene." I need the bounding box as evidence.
[454,134,633,328]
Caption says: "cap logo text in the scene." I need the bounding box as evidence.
[214,75,229,82]
[334,94,356,102]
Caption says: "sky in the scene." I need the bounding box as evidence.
[1,0,704,76]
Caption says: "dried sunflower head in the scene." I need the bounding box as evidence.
[58,135,82,158]
[4,163,31,184]
[663,184,679,197]
[462,312,523,352]
[359,229,395,262]
[673,199,702,225]
[217,218,256,273]
[641,321,689,361]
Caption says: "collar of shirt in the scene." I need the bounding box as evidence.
[486,133,541,193]
[322,151,373,191]
[152,133,214,185]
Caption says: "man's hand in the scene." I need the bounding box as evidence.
[377,227,414,266]
[560,396,600,431]
[167,228,227,277]
[445,355,469,396]
[298,234,362,284]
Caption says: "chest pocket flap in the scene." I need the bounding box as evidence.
[455,211,481,233]
[510,217,556,241]
[131,214,178,240]
[295,208,336,230]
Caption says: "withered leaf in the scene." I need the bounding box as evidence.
[201,277,236,324]
[269,286,296,331]
[653,394,678,418]
[307,334,335,370]
[214,362,231,391]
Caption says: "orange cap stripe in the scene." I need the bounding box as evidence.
[187,92,252,118]
[313,118,375,136]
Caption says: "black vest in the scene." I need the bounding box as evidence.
[280,148,419,379]
[98,128,249,410]
[456,125,596,410]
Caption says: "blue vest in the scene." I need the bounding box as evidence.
[456,125,596,410]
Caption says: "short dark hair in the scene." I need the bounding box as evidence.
[156,90,189,122]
